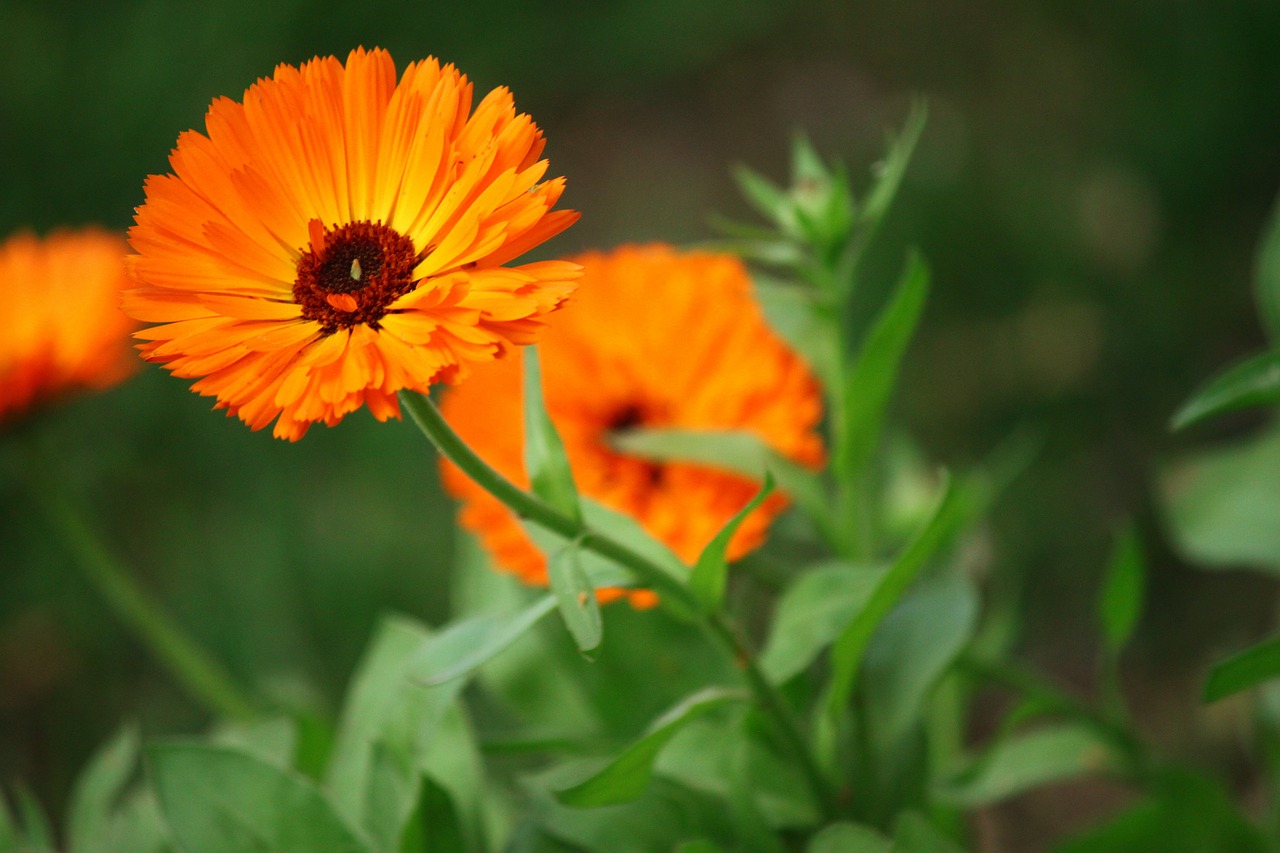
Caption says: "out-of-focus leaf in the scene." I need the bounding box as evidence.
[759,561,886,683]
[1160,425,1280,570]
[67,725,139,853]
[823,475,959,724]
[863,574,979,748]
[934,723,1113,807]
[0,791,16,852]
[1255,192,1280,343]
[327,616,469,852]
[1171,350,1280,430]
[752,278,840,391]
[98,789,173,853]
[690,474,774,613]
[834,252,930,487]
[14,786,53,851]
[522,347,581,523]
[733,164,790,227]
[411,596,557,686]
[1204,634,1280,703]
[891,812,966,853]
[656,717,817,829]
[211,717,297,769]
[547,540,603,653]
[1098,526,1145,656]
[148,743,371,853]
[554,688,746,808]
[675,841,726,853]
[610,428,827,530]
[1055,769,1267,853]
[807,822,891,853]
[858,102,927,234]
[418,703,490,853]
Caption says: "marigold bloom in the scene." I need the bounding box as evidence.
[124,48,580,440]
[0,228,137,422]
[440,244,824,606]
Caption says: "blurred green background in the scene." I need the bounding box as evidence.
[4,0,1280,844]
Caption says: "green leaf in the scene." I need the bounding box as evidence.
[1160,424,1280,570]
[211,717,297,769]
[554,688,746,808]
[610,428,827,532]
[523,346,581,523]
[834,252,930,486]
[148,743,371,853]
[548,540,603,653]
[97,789,174,853]
[751,277,841,391]
[822,474,960,725]
[14,785,54,851]
[1204,634,1280,702]
[690,474,775,613]
[733,164,790,228]
[891,812,966,853]
[862,574,979,748]
[1255,192,1280,343]
[0,790,16,852]
[759,561,886,683]
[858,102,927,234]
[1171,350,1280,430]
[1098,525,1145,656]
[67,725,139,853]
[807,823,891,853]
[327,616,439,841]
[675,841,726,853]
[934,723,1113,807]
[411,595,558,686]
[1055,769,1268,853]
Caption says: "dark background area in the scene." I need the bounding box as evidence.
[4,0,1280,842]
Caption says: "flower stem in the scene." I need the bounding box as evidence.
[26,438,257,722]
[401,389,838,817]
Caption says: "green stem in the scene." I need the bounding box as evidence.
[26,438,257,722]
[957,652,1149,779]
[401,390,838,818]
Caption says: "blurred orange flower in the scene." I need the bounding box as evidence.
[125,47,580,440]
[441,244,824,606]
[1,228,137,422]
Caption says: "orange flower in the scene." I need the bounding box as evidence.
[124,48,580,440]
[440,244,824,606]
[1,228,137,422]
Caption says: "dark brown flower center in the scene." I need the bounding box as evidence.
[293,219,420,333]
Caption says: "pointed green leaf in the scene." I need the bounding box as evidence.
[834,252,930,486]
[1098,525,1146,656]
[934,723,1113,807]
[1255,193,1280,343]
[807,823,891,853]
[554,688,746,808]
[690,474,775,613]
[1204,634,1280,702]
[859,102,927,233]
[733,164,790,227]
[610,428,827,532]
[67,725,140,853]
[1160,424,1280,570]
[759,561,886,683]
[891,812,966,853]
[14,785,53,851]
[548,540,603,653]
[751,277,841,391]
[823,474,960,723]
[148,743,371,853]
[863,573,979,748]
[411,595,557,686]
[1171,350,1280,430]
[523,346,581,522]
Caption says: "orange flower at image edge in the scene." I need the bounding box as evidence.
[125,48,580,440]
[0,229,137,422]
[441,244,825,607]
